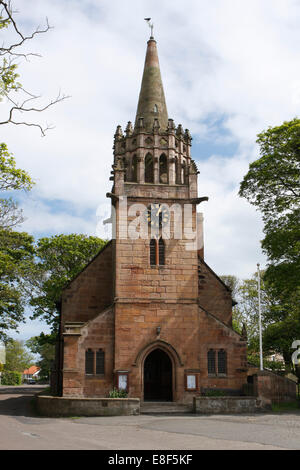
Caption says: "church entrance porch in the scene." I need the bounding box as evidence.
[144,349,173,402]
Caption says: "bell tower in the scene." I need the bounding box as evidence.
[108,31,208,401]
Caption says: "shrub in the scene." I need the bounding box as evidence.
[108,388,128,398]
[204,389,225,397]
[1,371,22,385]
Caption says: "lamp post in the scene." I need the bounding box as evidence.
[257,263,263,371]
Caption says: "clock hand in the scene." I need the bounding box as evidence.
[156,206,162,217]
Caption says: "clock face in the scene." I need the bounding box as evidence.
[144,203,170,228]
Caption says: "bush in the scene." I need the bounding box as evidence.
[1,371,22,385]
[108,388,128,398]
[204,389,226,397]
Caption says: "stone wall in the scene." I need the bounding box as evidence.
[62,307,115,397]
[61,242,113,325]
[36,395,140,417]
[193,396,267,414]
[198,258,233,325]
[252,370,297,404]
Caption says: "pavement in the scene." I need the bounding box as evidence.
[0,385,299,450]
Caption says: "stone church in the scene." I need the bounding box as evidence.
[54,33,248,404]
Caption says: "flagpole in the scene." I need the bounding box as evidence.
[257,263,263,371]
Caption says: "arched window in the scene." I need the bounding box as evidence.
[150,238,165,266]
[175,156,180,184]
[182,160,188,185]
[85,349,94,375]
[159,238,165,265]
[207,349,216,375]
[159,154,168,184]
[131,155,137,182]
[96,349,105,375]
[145,153,154,183]
[150,239,157,266]
[154,104,158,113]
[218,349,227,375]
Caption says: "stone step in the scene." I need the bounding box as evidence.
[140,401,193,415]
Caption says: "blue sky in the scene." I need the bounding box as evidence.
[1,0,300,341]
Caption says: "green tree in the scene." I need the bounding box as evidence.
[0,142,34,229]
[222,272,275,348]
[239,118,300,370]
[239,118,300,298]
[26,333,56,381]
[23,234,107,331]
[0,230,35,341]
[4,339,34,372]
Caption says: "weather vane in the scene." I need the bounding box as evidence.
[144,18,154,38]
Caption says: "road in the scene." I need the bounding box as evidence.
[0,385,299,450]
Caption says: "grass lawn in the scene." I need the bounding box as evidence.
[272,401,300,412]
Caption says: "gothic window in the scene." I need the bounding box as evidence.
[145,153,154,183]
[159,154,168,184]
[150,239,157,266]
[182,160,188,185]
[207,349,216,375]
[154,104,158,113]
[218,349,227,375]
[150,238,165,266]
[96,349,105,375]
[85,349,94,375]
[131,155,138,182]
[175,156,180,184]
[159,237,165,265]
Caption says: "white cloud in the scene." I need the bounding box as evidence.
[2,0,299,335]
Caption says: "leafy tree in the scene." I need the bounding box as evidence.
[0,2,68,340]
[4,339,34,372]
[26,333,55,381]
[239,118,300,370]
[0,142,34,228]
[0,230,34,341]
[239,118,300,298]
[222,272,275,348]
[23,234,107,331]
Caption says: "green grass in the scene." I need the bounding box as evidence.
[272,401,300,412]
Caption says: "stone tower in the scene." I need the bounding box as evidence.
[110,35,210,401]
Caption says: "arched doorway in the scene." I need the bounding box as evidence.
[144,349,172,401]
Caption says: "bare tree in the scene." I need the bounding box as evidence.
[0,0,69,136]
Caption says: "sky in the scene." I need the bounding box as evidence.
[1,0,300,342]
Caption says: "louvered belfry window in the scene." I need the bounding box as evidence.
[96,349,105,375]
[207,349,216,375]
[150,238,165,266]
[85,349,94,375]
[150,239,156,265]
[218,349,227,374]
[159,238,165,265]
[145,153,154,183]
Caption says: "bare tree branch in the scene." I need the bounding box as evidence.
[0,92,70,136]
[0,1,70,136]
[0,1,52,58]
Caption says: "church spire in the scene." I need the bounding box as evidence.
[134,37,168,132]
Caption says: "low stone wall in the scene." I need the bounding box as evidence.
[36,395,140,417]
[193,396,268,414]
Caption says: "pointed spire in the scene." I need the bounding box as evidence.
[135,38,168,132]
